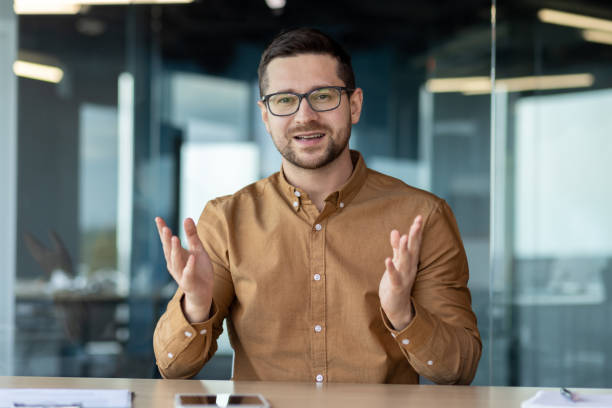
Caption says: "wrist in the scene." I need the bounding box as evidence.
[387,301,414,331]
[182,294,212,323]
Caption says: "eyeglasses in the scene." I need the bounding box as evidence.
[261,86,353,116]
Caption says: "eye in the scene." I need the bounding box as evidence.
[312,90,332,100]
[270,94,297,106]
[310,88,337,103]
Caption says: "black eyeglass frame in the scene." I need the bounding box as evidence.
[261,86,355,117]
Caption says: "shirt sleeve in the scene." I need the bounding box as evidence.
[380,199,482,385]
[153,200,236,379]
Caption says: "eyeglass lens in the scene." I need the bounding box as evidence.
[268,87,342,115]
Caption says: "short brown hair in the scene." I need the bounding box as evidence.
[257,28,355,97]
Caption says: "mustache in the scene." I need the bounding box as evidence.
[288,122,331,136]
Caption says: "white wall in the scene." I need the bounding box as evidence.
[0,1,17,375]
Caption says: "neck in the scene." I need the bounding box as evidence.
[282,148,354,211]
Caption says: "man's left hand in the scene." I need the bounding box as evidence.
[378,215,424,331]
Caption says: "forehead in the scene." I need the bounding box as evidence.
[265,53,342,93]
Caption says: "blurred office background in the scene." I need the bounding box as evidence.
[1,0,611,386]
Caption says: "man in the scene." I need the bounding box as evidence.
[153,28,481,384]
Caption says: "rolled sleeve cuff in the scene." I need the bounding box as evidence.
[380,299,436,354]
[156,296,219,372]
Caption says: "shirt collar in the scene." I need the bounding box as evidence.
[277,150,368,209]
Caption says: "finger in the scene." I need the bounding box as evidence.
[385,257,402,286]
[160,227,172,265]
[407,215,424,256]
[155,217,170,243]
[396,234,409,271]
[155,216,168,235]
[389,229,400,260]
[184,218,204,253]
[169,236,184,283]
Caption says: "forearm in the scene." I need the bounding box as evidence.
[153,291,219,379]
[382,301,482,385]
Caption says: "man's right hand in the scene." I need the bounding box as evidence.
[155,217,214,323]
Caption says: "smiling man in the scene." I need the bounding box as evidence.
[153,28,482,384]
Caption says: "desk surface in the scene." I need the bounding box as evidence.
[1,376,610,408]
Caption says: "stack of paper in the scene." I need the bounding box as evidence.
[522,390,612,408]
[0,389,132,408]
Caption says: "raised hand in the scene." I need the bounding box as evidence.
[378,215,424,331]
[155,216,214,323]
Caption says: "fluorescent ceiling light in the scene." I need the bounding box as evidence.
[583,29,612,45]
[14,0,81,14]
[538,8,612,33]
[14,0,193,13]
[73,0,194,3]
[13,60,64,83]
[426,73,594,94]
[426,76,490,93]
[496,74,594,93]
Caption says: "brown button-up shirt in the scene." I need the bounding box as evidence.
[154,150,481,384]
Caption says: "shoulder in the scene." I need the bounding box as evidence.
[362,167,444,210]
[206,173,278,212]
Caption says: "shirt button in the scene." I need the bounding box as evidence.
[200,329,207,335]
[427,360,434,366]
[316,374,324,382]
[293,201,299,208]
[402,339,410,345]
[339,202,345,208]
[313,274,321,281]
[184,331,193,338]
[314,325,322,333]
[315,224,322,231]
[167,352,174,359]
[294,190,301,197]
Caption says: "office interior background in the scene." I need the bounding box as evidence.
[1,0,611,386]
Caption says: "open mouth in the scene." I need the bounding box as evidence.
[294,133,324,140]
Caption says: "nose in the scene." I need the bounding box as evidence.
[293,97,319,124]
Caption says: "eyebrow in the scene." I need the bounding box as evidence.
[267,84,342,95]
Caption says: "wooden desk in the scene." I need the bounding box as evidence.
[1,376,610,407]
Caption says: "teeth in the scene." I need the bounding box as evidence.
[296,134,323,140]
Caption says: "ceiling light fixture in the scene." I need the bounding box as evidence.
[426,73,595,95]
[74,0,194,4]
[14,0,81,14]
[14,0,194,13]
[583,29,612,45]
[13,61,64,83]
[426,77,491,94]
[265,0,286,10]
[538,8,612,33]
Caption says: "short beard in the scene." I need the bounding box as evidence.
[277,125,351,170]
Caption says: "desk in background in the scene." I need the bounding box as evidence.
[2,377,611,408]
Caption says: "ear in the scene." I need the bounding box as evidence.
[257,100,271,134]
[349,88,363,125]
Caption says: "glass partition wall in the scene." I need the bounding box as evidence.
[493,0,612,387]
[6,0,612,386]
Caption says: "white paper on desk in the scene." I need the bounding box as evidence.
[522,390,612,408]
[0,389,132,408]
